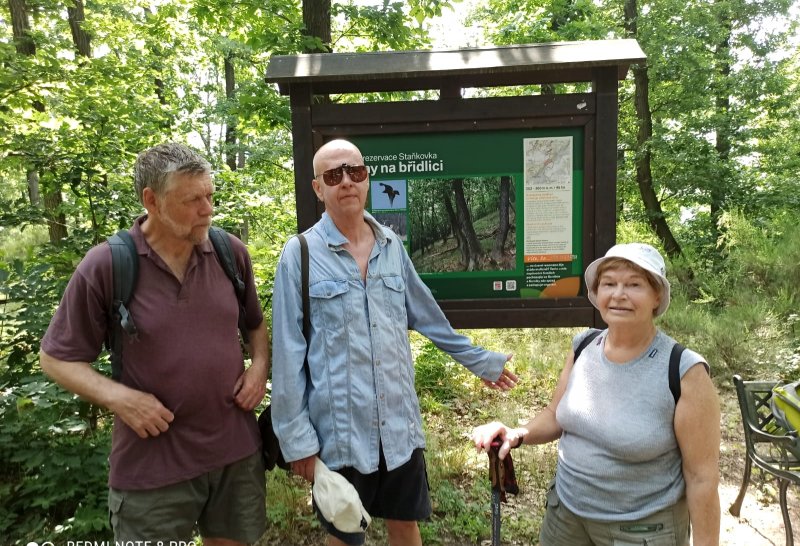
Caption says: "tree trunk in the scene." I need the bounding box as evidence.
[492,176,511,262]
[302,0,331,106]
[623,0,684,261]
[67,0,91,57]
[27,170,40,205]
[145,13,170,130]
[44,191,67,243]
[8,0,35,55]
[302,0,331,53]
[443,193,466,264]
[10,0,58,230]
[41,0,93,245]
[711,0,733,234]
[624,0,697,291]
[224,54,238,172]
[541,0,575,95]
[452,179,482,271]
[442,193,460,247]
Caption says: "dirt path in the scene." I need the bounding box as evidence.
[718,482,795,545]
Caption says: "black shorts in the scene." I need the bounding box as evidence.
[337,447,431,522]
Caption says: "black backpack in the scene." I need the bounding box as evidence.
[105,226,248,381]
[572,329,687,404]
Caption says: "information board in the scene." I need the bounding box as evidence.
[351,127,584,301]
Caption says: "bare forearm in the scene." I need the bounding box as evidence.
[519,406,562,445]
[40,350,126,410]
[234,320,270,410]
[40,350,174,438]
[675,367,720,546]
[247,320,270,376]
[686,479,720,546]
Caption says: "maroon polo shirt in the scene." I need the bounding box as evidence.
[41,217,263,489]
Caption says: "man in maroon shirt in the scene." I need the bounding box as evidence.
[40,143,269,545]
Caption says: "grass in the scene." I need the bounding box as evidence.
[417,327,566,544]
[257,327,573,545]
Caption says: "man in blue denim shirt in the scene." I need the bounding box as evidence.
[272,139,517,546]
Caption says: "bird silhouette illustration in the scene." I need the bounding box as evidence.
[379,183,400,206]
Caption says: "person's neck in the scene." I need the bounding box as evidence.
[330,211,371,244]
[141,216,195,263]
[604,322,658,361]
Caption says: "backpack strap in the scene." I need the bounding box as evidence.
[208,226,249,344]
[298,233,310,342]
[668,343,687,404]
[298,233,310,380]
[574,330,688,405]
[107,230,139,381]
[572,329,602,363]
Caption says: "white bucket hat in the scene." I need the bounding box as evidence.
[584,243,671,317]
[312,457,371,544]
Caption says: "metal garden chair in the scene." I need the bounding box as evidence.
[730,374,800,546]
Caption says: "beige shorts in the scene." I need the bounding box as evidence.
[109,451,266,543]
[539,481,690,546]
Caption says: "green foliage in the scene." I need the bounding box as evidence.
[2,250,75,378]
[617,208,800,381]
[662,210,800,379]
[0,224,113,544]
[334,2,431,51]
[0,376,111,542]
[259,469,321,542]
[472,0,614,45]
[425,479,489,543]
[618,0,799,260]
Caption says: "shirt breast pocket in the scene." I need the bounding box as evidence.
[380,274,407,321]
[309,280,350,329]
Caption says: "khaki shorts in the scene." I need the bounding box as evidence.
[109,451,266,543]
[539,481,690,546]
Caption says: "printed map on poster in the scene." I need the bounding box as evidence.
[523,136,573,263]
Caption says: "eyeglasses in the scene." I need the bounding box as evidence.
[315,164,369,186]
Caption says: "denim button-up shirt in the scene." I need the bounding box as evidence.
[271,212,507,473]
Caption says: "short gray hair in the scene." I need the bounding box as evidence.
[133,143,212,203]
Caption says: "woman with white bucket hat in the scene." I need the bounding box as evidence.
[473,243,720,545]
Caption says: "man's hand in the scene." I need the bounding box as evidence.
[291,454,317,482]
[233,363,268,411]
[110,387,175,439]
[482,354,518,391]
[39,353,174,440]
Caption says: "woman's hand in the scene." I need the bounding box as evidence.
[471,421,526,460]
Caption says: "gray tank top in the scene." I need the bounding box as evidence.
[554,329,708,521]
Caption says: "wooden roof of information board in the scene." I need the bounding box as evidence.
[265,39,646,95]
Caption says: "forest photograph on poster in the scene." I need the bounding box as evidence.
[407,175,516,274]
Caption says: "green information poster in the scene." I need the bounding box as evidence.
[351,128,584,300]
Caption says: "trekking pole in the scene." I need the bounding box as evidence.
[488,439,503,546]
[487,438,520,546]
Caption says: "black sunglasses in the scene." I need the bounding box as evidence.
[315,164,369,186]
